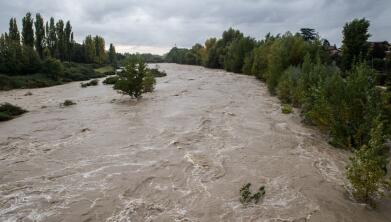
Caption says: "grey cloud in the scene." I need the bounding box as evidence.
[0,0,390,54]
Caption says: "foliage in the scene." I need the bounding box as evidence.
[240,183,266,205]
[40,58,64,79]
[114,59,147,98]
[148,65,167,77]
[300,28,318,41]
[61,100,76,107]
[0,103,28,121]
[143,71,156,93]
[94,65,114,74]
[281,104,293,114]
[224,36,256,73]
[341,18,371,70]
[108,43,117,68]
[346,118,390,205]
[103,76,119,85]
[81,79,99,88]
[0,13,115,89]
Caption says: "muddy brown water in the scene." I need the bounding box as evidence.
[0,64,390,222]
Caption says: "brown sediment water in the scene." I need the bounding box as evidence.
[0,64,390,222]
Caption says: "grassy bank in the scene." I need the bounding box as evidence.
[0,62,105,91]
[94,65,114,74]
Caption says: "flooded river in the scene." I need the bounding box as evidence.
[0,64,390,221]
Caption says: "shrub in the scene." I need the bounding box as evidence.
[104,71,116,76]
[281,104,293,114]
[81,79,99,88]
[62,62,104,81]
[147,67,167,77]
[41,58,64,79]
[0,112,11,121]
[143,71,156,93]
[0,103,28,121]
[276,66,301,105]
[103,76,119,85]
[240,183,266,205]
[61,100,76,107]
[347,118,391,205]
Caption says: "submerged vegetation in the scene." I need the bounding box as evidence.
[240,183,266,205]
[80,79,99,88]
[103,76,119,85]
[0,103,28,121]
[61,100,76,107]
[167,19,391,205]
[281,104,293,114]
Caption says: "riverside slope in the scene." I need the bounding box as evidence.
[0,64,390,221]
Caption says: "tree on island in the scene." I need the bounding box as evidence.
[114,59,156,99]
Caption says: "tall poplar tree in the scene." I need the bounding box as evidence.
[64,21,73,61]
[56,20,65,60]
[9,18,20,42]
[108,43,117,67]
[34,13,45,58]
[47,17,57,57]
[22,12,34,47]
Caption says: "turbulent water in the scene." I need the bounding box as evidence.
[0,64,390,222]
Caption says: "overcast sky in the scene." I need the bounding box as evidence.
[0,0,390,55]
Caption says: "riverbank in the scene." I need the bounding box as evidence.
[0,63,109,91]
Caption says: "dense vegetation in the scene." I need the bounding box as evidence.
[166,19,391,205]
[0,103,28,121]
[0,13,118,90]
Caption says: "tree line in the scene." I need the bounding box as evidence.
[166,19,391,205]
[0,12,117,76]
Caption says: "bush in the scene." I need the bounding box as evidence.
[346,119,391,205]
[281,104,293,114]
[0,112,11,121]
[147,66,167,77]
[103,76,119,85]
[61,100,76,107]
[81,79,99,88]
[104,71,116,76]
[240,183,265,205]
[276,67,301,105]
[143,72,156,93]
[0,103,28,121]
[41,58,64,79]
[62,62,104,82]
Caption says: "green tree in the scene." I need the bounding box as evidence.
[143,70,156,93]
[64,21,73,61]
[84,35,95,63]
[114,59,147,98]
[56,20,65,60]
[22,12,34,47]
[41,57,64,79]
[300,28,318,41]
[347,118,390,204]
[93,36,106,64]
[9,18,20,42]
[46,17,57,57]
[34,13,45,58]
[108,43,117,67]
[341,18,370,70]
[224,36,256,73]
